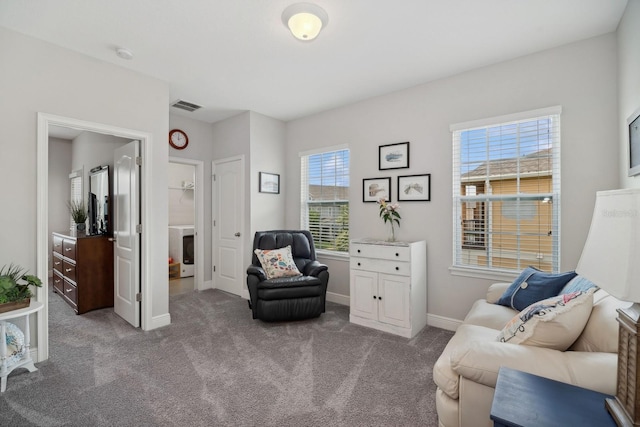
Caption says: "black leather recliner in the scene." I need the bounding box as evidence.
[246,230,329,322]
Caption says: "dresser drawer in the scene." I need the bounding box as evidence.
[52,253,63,274]
[63,279,78,307]
[350,242,410,262]
[52,270,64,294]
[62,239,77,260]
[62,259,76,282]
[53,235,64,254]
[351,256,410,276]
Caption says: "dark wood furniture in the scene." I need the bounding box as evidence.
[490,367,616,427]
[52,232,114,314]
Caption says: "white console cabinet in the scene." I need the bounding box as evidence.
[349,239,427,338]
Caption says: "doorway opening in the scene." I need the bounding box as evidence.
[36,113,161,362]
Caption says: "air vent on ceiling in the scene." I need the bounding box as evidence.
[171,100,202,112]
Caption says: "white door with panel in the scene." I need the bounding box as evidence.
[212,157,244,296]
[349,239,426,338]
[113,140,140,327]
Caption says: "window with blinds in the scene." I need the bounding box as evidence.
[300,147,350,253]
[451,107,561,273]
[69,169,83,230]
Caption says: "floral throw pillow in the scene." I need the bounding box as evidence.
[496,289,595,351]
[254,245,302,279]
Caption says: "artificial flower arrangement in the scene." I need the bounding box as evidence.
[378,199,401,242]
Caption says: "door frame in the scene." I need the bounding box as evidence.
[169,157,205,291]
[36,113,153,361]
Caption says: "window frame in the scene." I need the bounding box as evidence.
[451,106,562,277]
[300,145,350,257]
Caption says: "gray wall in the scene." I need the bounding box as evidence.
[284,34,620,323]
[619,0,640,190]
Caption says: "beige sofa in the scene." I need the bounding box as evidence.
[433,282,628,427]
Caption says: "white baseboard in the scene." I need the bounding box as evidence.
[146,313,171,331]
[326,291,349,306]
[427,313,462,332]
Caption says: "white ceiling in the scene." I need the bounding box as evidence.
[0,0,629,124]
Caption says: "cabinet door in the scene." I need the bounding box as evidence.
[350,270,378,320]
[377,273,410,328]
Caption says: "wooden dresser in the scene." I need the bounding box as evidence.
[52,232,114,314]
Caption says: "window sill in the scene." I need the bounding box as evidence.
[449,266,518,282]
[316,250,349,262]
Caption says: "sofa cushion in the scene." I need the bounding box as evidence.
[463,299,518,330]
[497,267,577,311]
[496,290,594,351]
[570,289,629,353]
[254,245,302,279]
[433,324,500,400]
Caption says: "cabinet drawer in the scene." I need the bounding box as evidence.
[62,259,76,282]
[52,253,63,274]
[53,235,64,254]
[350,242,410,262]
[63,279,78,306]
[351,256,410,276]
[62,239,76,260]
[52,271,64,294]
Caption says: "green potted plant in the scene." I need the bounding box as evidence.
[68,200,88,232]
[0,264,42,313]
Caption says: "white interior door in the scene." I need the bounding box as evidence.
[113,140,141,327]
[212,157,244,296]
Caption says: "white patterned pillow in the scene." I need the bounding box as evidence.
[496,289,595,351]
[254,245,302,279]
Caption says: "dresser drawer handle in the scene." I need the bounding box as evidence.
[54,261,61,266]
[65,248,72,252]
[54,279,61,283]
[65,268,72,272]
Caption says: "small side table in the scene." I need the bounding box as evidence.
[490,367,616,427]
[0,301,44,392]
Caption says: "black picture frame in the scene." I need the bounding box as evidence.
[628,107,640,177]
[363,177,391,202]
[398,174,431,201]
[379,141,410,170]
[259,172,280,194]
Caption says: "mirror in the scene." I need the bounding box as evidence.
[88,165,110,235]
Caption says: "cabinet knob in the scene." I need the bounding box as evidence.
[357,249,361,253]
[395,266,399,271]
[378,296,382,300]
[396,253,399,257]
[357,262,361,266]
[373,295,377,299]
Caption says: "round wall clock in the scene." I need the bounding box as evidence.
[169,129,189,150]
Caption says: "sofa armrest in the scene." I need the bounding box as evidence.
[303,260,328,277]
[247,265,267,281]
[451,340,617,395]
[486,282,511,304]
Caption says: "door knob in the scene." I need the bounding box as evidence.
[235,232,241,237]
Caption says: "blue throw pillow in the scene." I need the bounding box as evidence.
[560,275,598,294]
[497,266,578,311]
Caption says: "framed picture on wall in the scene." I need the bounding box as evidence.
[398,174,431,201]
[628,107,640,177]
[259,172,280,194]
[363,177,391,202]
[379,141,409,170]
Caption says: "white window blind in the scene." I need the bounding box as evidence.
[300,148,350,253]
[69,169,83,230]
[452,108,561,273]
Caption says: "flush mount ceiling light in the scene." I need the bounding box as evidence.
[115,47,134,60]
[282,3,328,41]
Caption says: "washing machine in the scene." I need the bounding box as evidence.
[169,225,195,278]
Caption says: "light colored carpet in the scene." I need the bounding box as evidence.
[0,286,452,426]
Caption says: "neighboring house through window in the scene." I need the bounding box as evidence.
[300,145,350,254]
[451,106,561,274]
